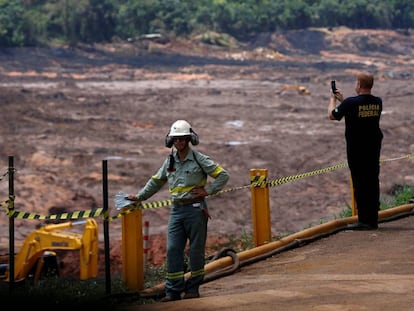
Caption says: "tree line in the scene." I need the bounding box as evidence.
[0,0,413,47]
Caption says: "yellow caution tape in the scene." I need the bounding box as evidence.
[6,207,104,220]
[0,170,9,181]
[267,162,348,188]
[381,153,414,162]
[251,174,268,188]
[2,153,413,221]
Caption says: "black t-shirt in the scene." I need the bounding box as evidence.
[332,94,383,161]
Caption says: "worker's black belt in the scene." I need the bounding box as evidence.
[173,198,204,206]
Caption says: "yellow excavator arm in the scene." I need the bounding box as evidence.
[7,218,99,282]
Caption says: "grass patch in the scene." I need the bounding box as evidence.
[0,276,135,308]
[338,184,414,217]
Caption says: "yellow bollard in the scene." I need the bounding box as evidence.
[122,208,144,291]
[250,169,272,247]
[349,174,357,216]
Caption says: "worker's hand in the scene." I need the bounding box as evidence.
[115,192,139,210]
[126,194,140,204]
[191,187,208,199]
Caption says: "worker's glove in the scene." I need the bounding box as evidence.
[114,191,135,210]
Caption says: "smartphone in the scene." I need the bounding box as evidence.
[331,80,337,93]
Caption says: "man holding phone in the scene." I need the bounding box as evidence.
[328,73,383,230]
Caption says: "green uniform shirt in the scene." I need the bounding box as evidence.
[136,149,229,202]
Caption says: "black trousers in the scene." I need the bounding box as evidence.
[348,159,380,227]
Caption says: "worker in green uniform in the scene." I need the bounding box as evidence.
[128,119,229,301]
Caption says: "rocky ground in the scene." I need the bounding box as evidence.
[0,27,413,278]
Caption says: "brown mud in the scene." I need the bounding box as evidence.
[0,27,413,279]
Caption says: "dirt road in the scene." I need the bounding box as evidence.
[129,209,414,311]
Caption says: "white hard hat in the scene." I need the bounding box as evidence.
[169,120,192,136]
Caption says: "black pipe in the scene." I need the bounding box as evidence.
[102,160,111,294]
[8,156,15,293]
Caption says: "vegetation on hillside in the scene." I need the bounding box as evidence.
[0,0,413,47]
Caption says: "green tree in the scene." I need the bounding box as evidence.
[391,0,414,28]
[0,0,25,46]
[60,0,116,44]
[313,0,342,27]
[156,0,194,35]
[115,0,162,39]
[2,0,414,47]
[213,1,259,38]
[337,0,392,28]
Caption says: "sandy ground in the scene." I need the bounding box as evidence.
[0,27,413,281]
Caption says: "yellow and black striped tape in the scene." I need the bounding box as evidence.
[381,153,414,163]
[2,153,413,221]
[267,162,348,188]
[109,199,173,220]
[0,170,9,182]
[6,207,104,220]
[0,195,14,208]
[251,174,267,188]
[0,168,18,182]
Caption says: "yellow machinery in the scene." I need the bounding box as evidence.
[2,218,99,282]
